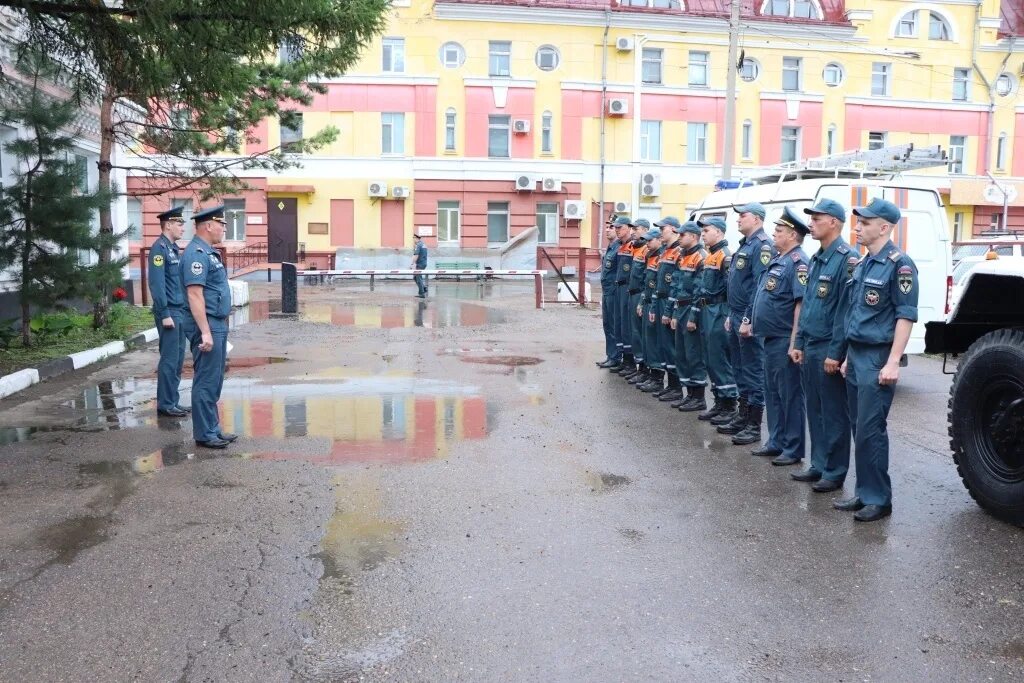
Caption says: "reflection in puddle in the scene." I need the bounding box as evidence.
[243,299,505,328]
[314,477,404,584]
[458,355,542,367]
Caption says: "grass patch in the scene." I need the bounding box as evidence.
[0,304,154,376]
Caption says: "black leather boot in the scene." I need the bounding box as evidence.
[639,369,664,392]
[679,385,707,412]
[731,404,763,445]
[698,395,724,421]
[713,396,745,428]
[658,373,683,401]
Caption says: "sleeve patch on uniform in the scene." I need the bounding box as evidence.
[152,255,164,267]
[759,245,772,265]
[898,271,914,294]
[191,261,204,275]
[796,263,809,286]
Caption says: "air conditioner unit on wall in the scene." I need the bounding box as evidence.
[640,172,661,197]
[513,119,530,134]
[515,174,534,191]
[392,186,410,199]
[368,181,388,197]
[616,37,634,52]
[608,98,628,116]
[564,200,586,219]
[614,201,630,213]
[541,177,562,192]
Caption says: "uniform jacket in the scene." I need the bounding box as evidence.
[148,234,184,319]
[844,240,919,346]
[794,236,857,360]
[614,241,636,285]
[671,245,705,321]
[641,246,663,305]
[752,246,809,339]
[727,227,775,320]
[601,239,621,288]
[628,244,649,293]
[690,239,731,325]
[181,237,233,322]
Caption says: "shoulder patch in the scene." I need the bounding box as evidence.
[152,254,164,267]
[837,245,850,255]
[888,250,902,262]
[191,261,204,275]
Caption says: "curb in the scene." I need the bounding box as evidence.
[0,326,159,400]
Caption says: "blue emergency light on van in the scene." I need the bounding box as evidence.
[715,179,755,191]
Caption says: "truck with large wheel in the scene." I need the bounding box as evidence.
[924,258,1024,525]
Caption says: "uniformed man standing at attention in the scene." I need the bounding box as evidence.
[597,217,628,370]
[637,227,666,393]
[836,198,918,522]
[612,219,639,374]
[181,205,236,449]
[690,217,739,421]
[789,199,856,491]
[148,206,190,418]
[747,207,809,464]
[670,221,708,412]
[411,231,428,298]
[720,202,775,439]
[652,217,684,402]
[624,220,653,384]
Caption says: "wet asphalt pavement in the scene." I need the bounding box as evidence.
[1,280,1022,682]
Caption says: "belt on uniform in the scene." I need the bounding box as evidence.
[698,294,727,306]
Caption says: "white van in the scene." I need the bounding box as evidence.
[691,178,953,355]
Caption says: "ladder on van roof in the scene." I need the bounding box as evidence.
[751,143,950,184]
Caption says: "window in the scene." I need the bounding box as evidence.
[826,124,837,156]
[279,35,303,65]
[126,197,142,241]
[871,62,891,96]
[868,131,887,151]
[445,108,456,152]
[439,41,466,68]
[280,113,302,152]
[953,67,970,102]
[172,198,195,241]
[689,51,709,87]
[740,58,760,82]
[687,122,708,163]
[996,73,1014,97]
[487,201,510,244]
[761,0,821,19]
[535,45,559,71]
[948,135,966,174]
[897,10,917,37]
[929,11,951,41]
[536,202,559,244]
[997,133,1008,170]
[642,48,662,85]
[383,38,405,73]
[223,199,245,241]
[953,212,965,241]
[990,213,1001,231]
[381,113,405,155]
[437,201,460,243]
[782,57,802,91]
[640,120,662,161]
[823,62,844,87]
[488,115,510,157]
[781,126,801,163]
[489,41,511,77]
[742,120,752,159]
[541,111,553,153]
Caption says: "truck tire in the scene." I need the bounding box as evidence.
[949,328,1024,525]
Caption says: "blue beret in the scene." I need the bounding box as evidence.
[698,217,727,231]
[853,197,901,225]
[654,216,681,230]
[156,205,184,222]
[733,202,766,220]
[193,204,225,224]
[803,198,846,223]
[774,206,809,235]
[680,221,701,236]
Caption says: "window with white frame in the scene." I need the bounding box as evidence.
[761,0,821,19]
[782,57,802,91]
[953,67,970,102]
[126,197,142,241]
[437,201,460,243]
[640,120,661,161]
[487,201,510,244]
[280,113,303,152]
[489,41,511,77]
[868,131,887,150]
[897,10,917,37]
[740,57,760,82]
[826,124,837,156]
[541,111,553,153]
[781,126,801,163]
[381,113,405,155]
[823,62,844,87]
[687,122,708,163]
[536,202,559,244]
[382,37,405,73]
[953,211,965,241]
[488,115,510,157]
[445,108,456,151]
[688,51,709,87]
[535,45,559,71]
[929,11,951,41]
[439,41,465,68]
[997,132,1008,170]
[948,135,966,174]
[990,212,1001,230]
[642,48,663,85]
[742,120,753,159]
[871,62,891,96]
[223,199,246,241]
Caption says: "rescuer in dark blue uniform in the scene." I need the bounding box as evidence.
[670,221,708,412]
[652,217,684,402]
[148,206,189,417]
[598,216,630,370]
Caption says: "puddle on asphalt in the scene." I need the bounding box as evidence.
[458,355,542,367]
[241,299,505,328]
[586,471,632,493]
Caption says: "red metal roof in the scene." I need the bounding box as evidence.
[1000,0,1024,37]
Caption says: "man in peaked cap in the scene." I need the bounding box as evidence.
[180,204,235,449]
[669,220,709,412]
[598,216,631,369]
[651,217,684,401]
[411,229,428,298]
[149,204,189,418]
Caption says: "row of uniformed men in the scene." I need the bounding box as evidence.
[597,197,919,523]
[148,204,236,449]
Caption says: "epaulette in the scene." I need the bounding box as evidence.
[887,249,902,262]
[790,251,801,261]
[837,244,850,255]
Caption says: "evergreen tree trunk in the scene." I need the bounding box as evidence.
[92,84,115,329]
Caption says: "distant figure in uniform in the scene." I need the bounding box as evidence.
[612,220,640,375]
[790,199,856,491]
[624,220,652,385]
[652,217,684,402]
[597,217,629,369]
[181,205,236,449]
[670,221,708,412]
[148,206,189,418]
[836,198,919,522]
[748,206,809,463]
[637,227,666,393]
[411,232,428,298]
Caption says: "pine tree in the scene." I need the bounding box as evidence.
[0,52,121,346]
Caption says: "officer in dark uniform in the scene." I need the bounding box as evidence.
[690,217,738,420]
[720,202,775,438]
[148,206,190,418]
[637,227,666,392]
[612,220,639,374]
[598,216,630,369]
[670,221,708,412]
[748,206,809,464]
[653,217,684,401]
[836,198,918,522]
[181,205,235,449]
[624,220,653,384]
[790,199,855,490]
[411,231,428,297]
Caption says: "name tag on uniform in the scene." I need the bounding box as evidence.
[865,278,886,286]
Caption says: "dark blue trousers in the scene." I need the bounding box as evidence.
[155,308,186,412]
[763,336,805,461]
[414,274,427,296]
[728,311,766,407]
[701,303,737,399]
[184,318,228,443]
[642,302,663,369]
[846,342,895,506]
[802,340,851,481]
[602,287,620,360]
[615,285,632,356]
[674,319,707,387]
[629,293,645,362]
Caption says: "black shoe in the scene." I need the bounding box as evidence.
[627,370,648,385]
[698,399,725,421]
[218,432,239,443]
[854,504,893,522]
[597,359,614,368]
[833,496,865,512]
[652,386,671,398]
[812,478,843,493]
[716,417,745,434]
[790,468,822,482]
[176,405,192,414]
[680,397,706,412]
[731,425,761,445]
[196,438,230,449]
[658,389,684,402]
[606,362,623,372]
[771,455,801,466]
[639,380,662,393]
[670,396,690,409]
[751,444,783,457]
[158,407,188,418]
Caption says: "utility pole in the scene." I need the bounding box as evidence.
[721,0,741,180]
